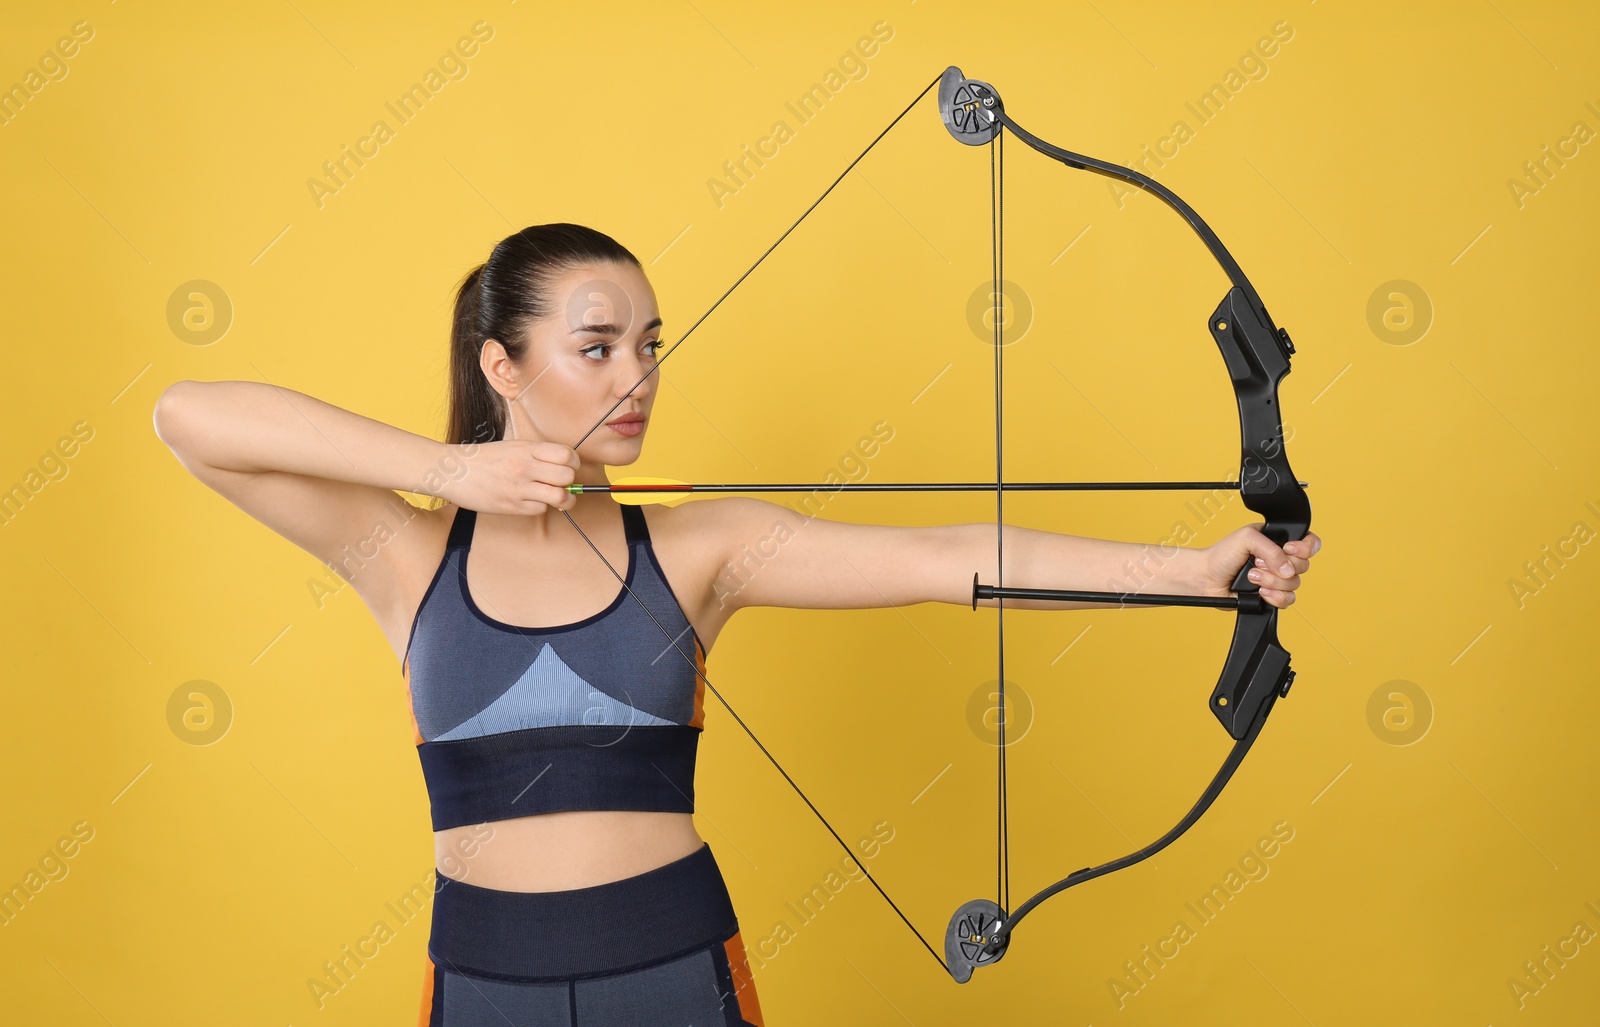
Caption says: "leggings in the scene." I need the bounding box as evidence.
[419,842,765,1026]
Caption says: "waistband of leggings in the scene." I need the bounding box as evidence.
[428,842,738,982]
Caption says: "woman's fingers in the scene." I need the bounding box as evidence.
[528,440,580,468]
[510,443,578,510]
[1235,529,1318,608]
[525,453,577,488]
[1247,558,1300,592]
[525,482,576,513]
[1237,526,1296,578]
[1263,531,1320,577]
[1258,586,1296,609]
[1283,531,1321,564]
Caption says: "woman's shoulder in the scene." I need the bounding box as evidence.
[641,495,798,541]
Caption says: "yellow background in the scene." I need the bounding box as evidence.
[3,1,1597,1023]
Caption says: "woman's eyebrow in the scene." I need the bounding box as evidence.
[570,316,664,337]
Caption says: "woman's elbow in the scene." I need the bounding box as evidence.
[151,380,210,455]
[152,380,198,447]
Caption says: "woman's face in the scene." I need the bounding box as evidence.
[495,260,663,469]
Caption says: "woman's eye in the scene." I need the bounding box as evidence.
[582,340,660,361]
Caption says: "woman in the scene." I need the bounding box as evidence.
[152,223,1320,1024]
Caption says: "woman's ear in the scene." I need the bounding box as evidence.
[479,337,517,399]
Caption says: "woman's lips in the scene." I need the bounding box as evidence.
[607,418,646,437]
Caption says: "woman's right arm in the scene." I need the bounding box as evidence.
[150,379,576,657]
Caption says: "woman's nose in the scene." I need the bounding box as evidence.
[617,356,656,399]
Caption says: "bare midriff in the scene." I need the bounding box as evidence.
[434,810,705,892]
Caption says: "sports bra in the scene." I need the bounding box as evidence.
[402,504,707,831]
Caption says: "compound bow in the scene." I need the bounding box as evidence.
[550,66,1313,985]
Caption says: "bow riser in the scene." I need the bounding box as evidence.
[1207,287,1311,738]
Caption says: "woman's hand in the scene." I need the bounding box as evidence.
[437,439,581,515]
[1198,525,1322,609]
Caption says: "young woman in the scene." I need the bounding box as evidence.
[152,223,1320,1024]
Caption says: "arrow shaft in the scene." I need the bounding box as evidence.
[572,480,1271,495]
[973,582,1251,610]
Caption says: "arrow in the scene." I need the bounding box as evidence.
[570,476,1308,505]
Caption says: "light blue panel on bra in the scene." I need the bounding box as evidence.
[435,643,676,741]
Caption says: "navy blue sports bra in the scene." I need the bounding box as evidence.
[402,505,706,831]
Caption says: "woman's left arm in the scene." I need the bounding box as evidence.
[699,497,1322,614]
